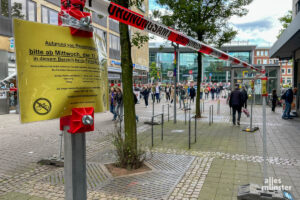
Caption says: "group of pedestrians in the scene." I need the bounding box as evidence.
[109,87,123,121]
[203,85,226,100]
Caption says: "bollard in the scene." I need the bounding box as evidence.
[217,99,220,115]
[188,114,191,149]
[209,106,211,126]
[212,105,214,124]
[185,107,187,125]
[151,116,154,147]
[202,100,205,113]
[162,105,164,121]
[161,114,164,141]
[168,104,170,122]
[194,115,197,143]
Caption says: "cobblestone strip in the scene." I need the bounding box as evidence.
[150,148,300,166]
[168,157,213,200]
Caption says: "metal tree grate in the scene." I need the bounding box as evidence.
[42,162,111,189]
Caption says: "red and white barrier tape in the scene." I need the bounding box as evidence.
[88,0,264,73]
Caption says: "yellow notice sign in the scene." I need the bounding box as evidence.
[14,19,108,123]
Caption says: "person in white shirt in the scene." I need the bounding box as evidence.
[155,83,160,103]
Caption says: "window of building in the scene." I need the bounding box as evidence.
[256,51,259,56]
[42,6,58,25]
[94,27,107,47]
[257,59,261,64]
[288,60,293,65]
[109,34,120,50]
[264,50,268,56]
[263,59,268,64]
[27,0,36,21]
[287,78,292,83]
[281,68,285,74]
[287,68,292,74]
[11,0,26,19]
[282,78,286,84]
[269,59,273,64]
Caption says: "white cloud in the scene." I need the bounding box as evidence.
[149,0,293,46]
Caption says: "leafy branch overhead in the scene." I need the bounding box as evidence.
[277,10,292,39]
[131,32,151,49]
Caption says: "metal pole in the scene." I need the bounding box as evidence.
[262,96,267,181]
[64,126,87,200]
[217,99,220,115]
[151,116,154,147]
[161,114,164,141]
[172,43,178,124]
[212,105,214,124]
[168,104,169,122]
[162,105,164,121]
[152,94,155,117]
[250,90,254,130]
[185,107,187,125]
[203,100,204,113]
[209,106,211,126]
[188,115,191,149]
[194,116,197,143]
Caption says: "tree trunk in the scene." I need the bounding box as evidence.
[119,1,137,154]
[195,51,202,118]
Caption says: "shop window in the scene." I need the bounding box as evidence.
[109,34,120,51]
[11,0,26,19]
[263,59,268,64]
[42,6,58,25]
[282,78,286,84]
[287,78,292,83]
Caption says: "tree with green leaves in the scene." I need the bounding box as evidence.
[154,0,253,118]
[277,10,292,39]
[1,0,9,17]
[149,62,160,82]
[111,0,148,169]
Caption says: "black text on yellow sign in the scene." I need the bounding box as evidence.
[14,19,108,123]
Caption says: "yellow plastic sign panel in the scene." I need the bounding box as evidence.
[14,19,108,123]
[261,77,268,96]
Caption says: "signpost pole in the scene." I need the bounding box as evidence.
[261,72,268,183]
[172,42,179,124]
[64,127,87,200]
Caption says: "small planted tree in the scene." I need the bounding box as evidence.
[277,10,292,38]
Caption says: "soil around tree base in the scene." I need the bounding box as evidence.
[105,163,151,177]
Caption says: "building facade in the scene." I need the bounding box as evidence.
[0,0,149,85]
[254,47,293,85]
[270,0,300,115]
[149,42,256,83]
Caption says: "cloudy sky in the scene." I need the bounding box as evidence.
[149,0,293,47]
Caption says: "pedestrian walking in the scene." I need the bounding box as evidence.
[179,86,186,109]
[200,86,203,99]
[189,85,196,103]
[133,92,139,122]
[216,86,220,99]
[241,86,248,108]
[229,84,243,125]
[170,85,175,104]
[204,87,209,100]
[271,89,278,112]
[281,87,294,119]
[114,87,123,121]
[155,83,160,103]
[141,86,150,107]
[211,87,216,100]
[109,87,117,121]
[165,85,171,102]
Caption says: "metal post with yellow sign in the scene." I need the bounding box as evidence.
[261,72,268,183]
[243,79,259,133]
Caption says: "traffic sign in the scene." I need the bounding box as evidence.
[167,71,174,77]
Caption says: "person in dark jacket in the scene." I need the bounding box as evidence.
[141,86,150,107]
[114,87,123,121]
[241,86,248,108]
[229,84,243,125]
[189,86,196,103]
[133,92,139,122]
[271,89,278,112]
[282,88,294,119]
[211,87,216,100]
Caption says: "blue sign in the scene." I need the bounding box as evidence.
[283,191,294,200]
[209,73,212,77]
[10,38,14,49]
[111,60,121,65]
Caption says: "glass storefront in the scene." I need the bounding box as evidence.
[150,50,252,83]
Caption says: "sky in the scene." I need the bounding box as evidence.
[149,0,293,47]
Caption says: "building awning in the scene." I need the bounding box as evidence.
[270,13,300,59]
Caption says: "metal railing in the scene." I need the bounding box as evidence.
[184,102,191,125]
[151,113,164,147]
[209,105,214,125]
